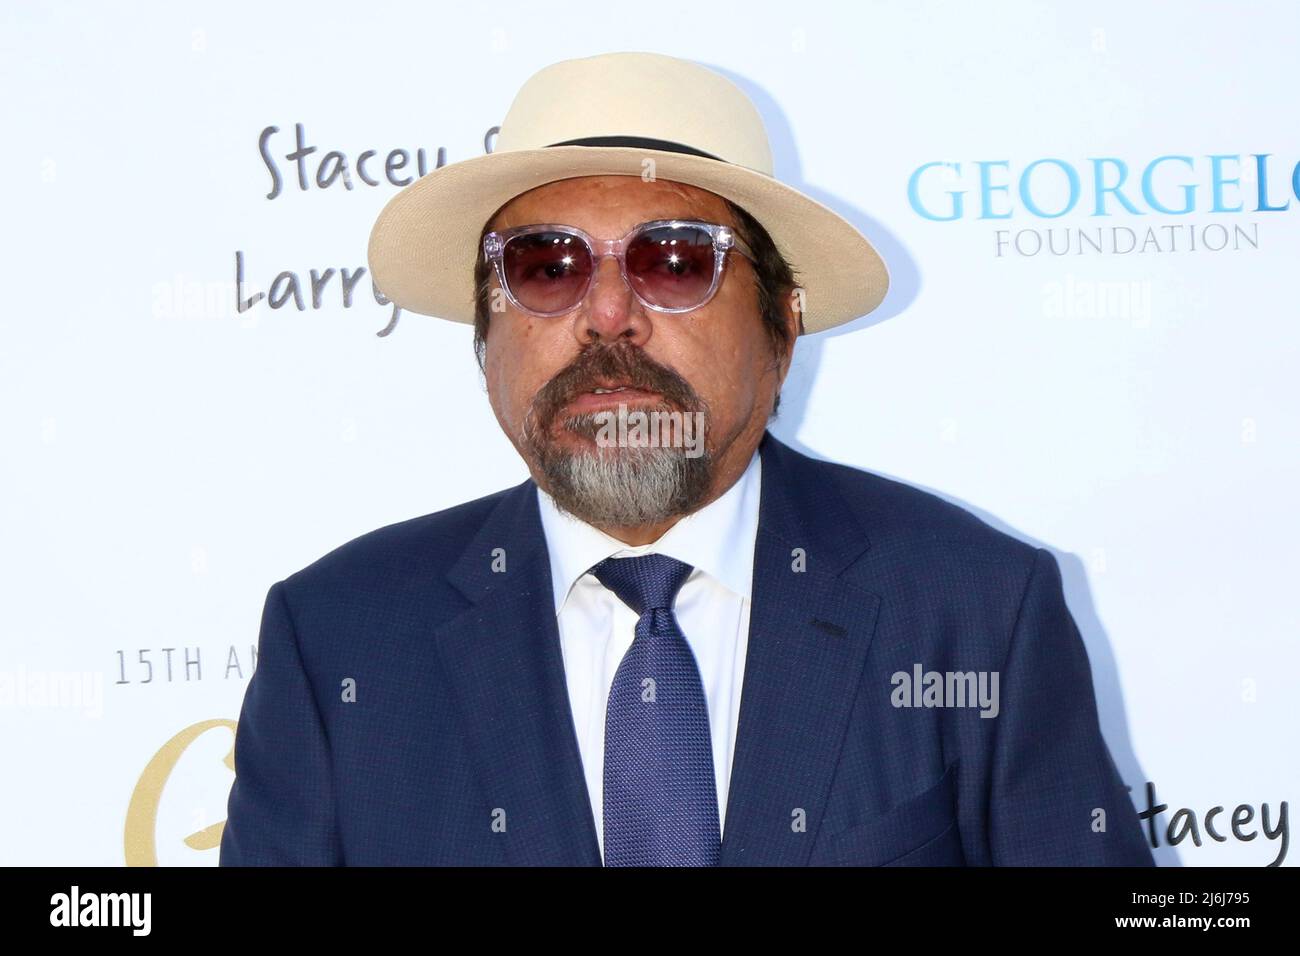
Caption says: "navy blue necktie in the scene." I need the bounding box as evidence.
[590,553,721,866]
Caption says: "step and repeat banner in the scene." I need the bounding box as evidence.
[1,1,1295,866]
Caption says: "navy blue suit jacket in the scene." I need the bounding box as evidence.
[220,431,1154,866]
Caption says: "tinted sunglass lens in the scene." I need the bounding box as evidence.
[502,232,593,313]
[625,224,717,309]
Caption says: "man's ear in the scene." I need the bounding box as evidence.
[775,284,804,377]
[789,285,806,338]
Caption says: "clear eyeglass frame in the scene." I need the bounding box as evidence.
[482,218,756,317]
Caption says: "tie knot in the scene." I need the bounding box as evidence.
[589,553,694,615]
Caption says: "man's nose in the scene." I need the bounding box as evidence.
[572,256,652,346]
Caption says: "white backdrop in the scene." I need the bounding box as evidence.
[1,0,1295,866]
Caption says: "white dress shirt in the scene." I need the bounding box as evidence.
[535,449,762,862]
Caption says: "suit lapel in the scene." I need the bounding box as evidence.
[719,433,882,865]
[432,481,602,865]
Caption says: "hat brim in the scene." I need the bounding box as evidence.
[366,145,889,334]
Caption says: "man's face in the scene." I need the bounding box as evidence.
[482,175,797,532]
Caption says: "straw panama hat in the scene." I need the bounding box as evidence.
[366,51,890,334]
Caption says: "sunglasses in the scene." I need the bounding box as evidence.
[482,219,755,317]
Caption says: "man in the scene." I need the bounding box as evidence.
[220,52,1153,866]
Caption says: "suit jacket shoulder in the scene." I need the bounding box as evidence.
[815,447,1038,569]
[275,478,531,620]
[771,440,1043,662]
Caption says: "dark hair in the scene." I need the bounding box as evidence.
[471,198,803,382]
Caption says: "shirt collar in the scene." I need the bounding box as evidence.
[535,448,762,614]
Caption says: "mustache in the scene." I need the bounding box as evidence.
[528,343,703,430]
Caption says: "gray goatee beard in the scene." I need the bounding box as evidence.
[524,410,714,529]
